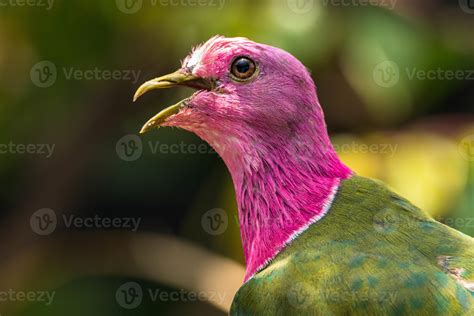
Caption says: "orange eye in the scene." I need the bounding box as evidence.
[231,57,257,81]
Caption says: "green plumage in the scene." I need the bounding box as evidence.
[231,176,474,315]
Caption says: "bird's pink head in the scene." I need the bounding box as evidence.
[135,36,349,179]
[176,35,316,133]
[134,36,351,280]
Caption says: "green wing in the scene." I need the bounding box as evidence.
[231,176,474,316]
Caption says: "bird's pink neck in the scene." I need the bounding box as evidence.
[236,165,346,281]
[235,150,350,281]
[195,111,352,281]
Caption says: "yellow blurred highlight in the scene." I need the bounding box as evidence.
[334,131,470,218]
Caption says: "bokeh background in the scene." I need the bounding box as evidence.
[0,0,473,315]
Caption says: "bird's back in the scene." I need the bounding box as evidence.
[231,176,474,316]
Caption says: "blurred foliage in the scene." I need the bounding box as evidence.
[20,277,225,316]
[0,0,473,314]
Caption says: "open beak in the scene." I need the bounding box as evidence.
[133,70,214,134]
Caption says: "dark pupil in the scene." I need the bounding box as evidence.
[236,59,250,73]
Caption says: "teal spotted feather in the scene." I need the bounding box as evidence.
[231,176,474,316]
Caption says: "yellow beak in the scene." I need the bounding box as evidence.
[133,70,214,134]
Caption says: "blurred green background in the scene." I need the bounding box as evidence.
[0,0,473,315]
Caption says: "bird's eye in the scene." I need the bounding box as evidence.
[230,57,257,81]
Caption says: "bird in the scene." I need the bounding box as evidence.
[133,36,474,315]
